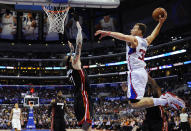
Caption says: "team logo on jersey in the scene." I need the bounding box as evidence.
[67,69,73,77]
[141,42,147,48]
[57,103,64,106]
[128,47,136,55]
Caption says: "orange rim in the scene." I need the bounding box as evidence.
[42,6,70,13]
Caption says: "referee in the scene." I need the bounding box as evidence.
[180,108,190,131]
[49,90,74,131]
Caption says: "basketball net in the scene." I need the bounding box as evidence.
[43,5,70,34]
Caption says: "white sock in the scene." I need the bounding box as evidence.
[152,98,168,106]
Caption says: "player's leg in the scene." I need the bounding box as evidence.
[127,68,151,109]
[82,96,93,131]
[127,69,148,100]
[128,69,185,109]
[12,119,18,131]
[74,93,85,122]
[150,120,164,131]
[74,91,92,131]
[60,118,66,131]
[17,119,21,131]
[53,118,61,131]
[129,94,185,109]
[128,97,167,109]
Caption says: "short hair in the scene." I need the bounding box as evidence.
[135,23,147,36]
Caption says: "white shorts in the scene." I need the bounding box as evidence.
[12,119,21,130]
[127,68,148,99]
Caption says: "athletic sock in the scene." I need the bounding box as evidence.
[152,98,168,106]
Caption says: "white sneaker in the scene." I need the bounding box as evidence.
[163,92,186,109]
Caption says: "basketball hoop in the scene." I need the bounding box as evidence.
[43,5,70,34]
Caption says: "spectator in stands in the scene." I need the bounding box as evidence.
[96,15,116,32]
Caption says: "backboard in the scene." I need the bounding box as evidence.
[0,0,120,8]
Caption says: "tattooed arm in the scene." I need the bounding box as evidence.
[73,21,83,65]
[68,41,74,56]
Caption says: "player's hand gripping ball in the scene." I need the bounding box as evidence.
[152,7,167,21]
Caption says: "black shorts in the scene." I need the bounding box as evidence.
[180,122,190,131]
[52,118,66,131]
[142,120,168,131]
[74,92,93,125]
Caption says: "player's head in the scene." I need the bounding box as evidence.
[15,103,19,108]
[104,15,110,22]
[57,90,63,98]
[182,108,186,113]
[131,23,147,36]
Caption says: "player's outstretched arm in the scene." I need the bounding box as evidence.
[95,30,137,47]
[68,41,74,56]
[73,21,83,64]
[146,12,167,45]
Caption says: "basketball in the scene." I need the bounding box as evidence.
[152,7,167,21]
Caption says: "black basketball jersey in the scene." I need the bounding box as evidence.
[67,68,91,95]
[49,98,65,119]
[145,106,163,121]
[144,87,165,122]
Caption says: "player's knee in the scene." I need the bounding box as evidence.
[128,102,138,109]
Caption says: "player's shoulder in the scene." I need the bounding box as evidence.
[135,36,147,41]
[135,36,148,47]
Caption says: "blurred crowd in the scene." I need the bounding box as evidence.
[0,84,191,130]
[0,97,191,130]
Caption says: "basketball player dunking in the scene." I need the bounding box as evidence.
[95,11,185,110]
[8,103,23,131]
[66,20,93,131]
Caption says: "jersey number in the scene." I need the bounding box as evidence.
[67,69,75,86]
[138,49,146,61]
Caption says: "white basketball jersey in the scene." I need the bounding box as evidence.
[126,36,148,71]
[12,108,21,120]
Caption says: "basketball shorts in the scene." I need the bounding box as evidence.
[52,118,66,131]
[142,120,168,131]
[74,92,93,126]
[12,119,21,130]
[127,68,148,99]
